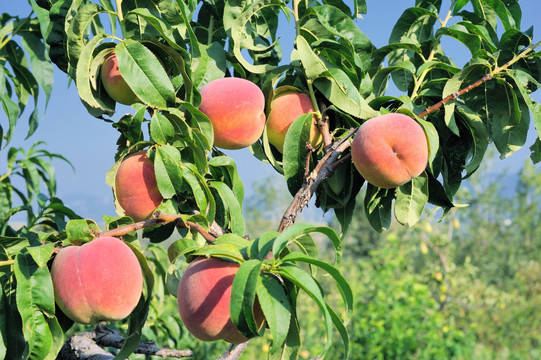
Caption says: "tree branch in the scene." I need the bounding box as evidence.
[56,323,193,359]
[278,129,356,232]
[94,212,216,243]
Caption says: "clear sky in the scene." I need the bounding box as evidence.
[2,0,541,222]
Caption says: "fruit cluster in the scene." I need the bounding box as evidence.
[50,57,429,343]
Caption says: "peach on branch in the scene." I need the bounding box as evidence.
[351,113,428,188]
[100,52,139,105]
[266,89,322,153]
[51,236,143,325]
[177,257,264,344]
[114,150,163,222]
[198,77,266,150]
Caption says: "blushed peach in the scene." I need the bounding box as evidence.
[198,78,266,150]
[51,236,143,324]
[266,90,322,153]
[177,257,264,344]
[351,113,428,188]
[114,151,163,222]
[100,53,139,105]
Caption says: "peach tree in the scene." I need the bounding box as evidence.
[1,0,541,359]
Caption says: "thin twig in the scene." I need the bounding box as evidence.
[316,113,333,151]
[304,143,315,179]
[418,40,541,118]
[417,73,493,118]
[95,212,215,243]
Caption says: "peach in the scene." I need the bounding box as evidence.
[266,90,322,153]
[114,150,163,222]
[51,236,143,325]
[100,53,139,105]
[177,257,264,344]
[198,77,266,150]
[351,113,428,188]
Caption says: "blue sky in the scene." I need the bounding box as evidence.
[2,1,541,222]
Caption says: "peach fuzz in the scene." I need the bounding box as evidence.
[351,113,428,188]
[266,90,322,154]
[100,52,139,106]
[177,257,264,344]
[198,77,266,150]
[50,236,143,325]
[114,151,163,222]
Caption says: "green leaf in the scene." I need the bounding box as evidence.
[116,243,155,360]
[150,112,176,145]
[209,156,245,206]
[0,92,20,147]
[530,138,541,164]
[230,259,263,338]
[326,303,350,358]
[167,237,201,263]
[303,5,373,72]
[75,33,116,117]
[115,40,176,109]
[388,6,438,91]
[455,104,488,178]
[66,2,109,70]
[507,70,541,153]
[315,68,378,119]
[372,62,416,97]
[213,233,251,249]
[27,243,55,268]
[281,252,353,324]
[394,172,429,226]
[280,314,301,360]
[154,145,183,199]
[256,274,291,353]
[283,113,313,195]
[442,63,491,135]
[189,243,244,262]
[209,182,245,236]
[277,264,333,356]
[191,42,227,88]
[364,185,393,232]
[370,42,422,76]
[483,0,521,32]
[249,230,279,260]
[0,288,7,359]
[231,0,283,74]
[20,33,54,109]
[296,35,327,80]
[296,35,377,118]
[490,79,529,158]
[65,219,100,245]
[180,163,215,224]
[272,223,342,265]
[435,24,482,55]
[14,250,63,360]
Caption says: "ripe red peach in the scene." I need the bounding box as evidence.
[351,113,428,188]
[100,53,139,105]
[266,90,322,153]
[177,257,264,344]
[51,236,143,324]
[114,151,163,222]
[198,78,266,150]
